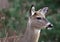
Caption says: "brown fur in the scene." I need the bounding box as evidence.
[18,6,52,42]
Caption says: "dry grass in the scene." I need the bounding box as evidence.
[0,35,21,42]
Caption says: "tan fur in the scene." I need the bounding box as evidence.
[32,11,45,18]
[18,6,51,42]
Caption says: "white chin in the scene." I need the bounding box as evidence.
[47,28,52,30]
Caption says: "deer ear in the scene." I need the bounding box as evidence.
[30,5,35,16]
[39,7,48,15]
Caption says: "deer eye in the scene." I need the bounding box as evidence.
[37,17,41,20]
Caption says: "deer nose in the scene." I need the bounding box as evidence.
[46,22,53,28]
[48,24,53,28]
[46,24,53,30]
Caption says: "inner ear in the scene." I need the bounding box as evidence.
[30,5,35,16]
[38,7,48,15]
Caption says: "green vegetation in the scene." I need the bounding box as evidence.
[0,0,60,42]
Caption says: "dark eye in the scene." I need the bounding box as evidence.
[37,17,41,20]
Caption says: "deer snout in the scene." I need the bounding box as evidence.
[47,24,53,28]
[46,22,53,30]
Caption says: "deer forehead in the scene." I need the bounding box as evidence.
[33,11,45,18]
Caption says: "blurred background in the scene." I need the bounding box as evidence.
[0,0,60,42]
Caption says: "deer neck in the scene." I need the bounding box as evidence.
[21,18,41,42]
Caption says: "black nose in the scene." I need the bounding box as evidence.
[48,24,53,28]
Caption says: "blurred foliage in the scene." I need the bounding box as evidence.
[0,0,60,42]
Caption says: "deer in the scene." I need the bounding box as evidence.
[18,5,53,42]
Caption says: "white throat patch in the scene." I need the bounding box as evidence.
[34,29,41,42]
[35,29,41,34]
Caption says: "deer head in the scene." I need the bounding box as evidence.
[29,5,53,30]
[18,5,53,42]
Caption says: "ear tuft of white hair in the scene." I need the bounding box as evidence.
[30,5,35,16]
